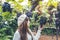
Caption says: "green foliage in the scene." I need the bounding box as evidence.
[0,18,17,40]
[2,12,12,20]
[0,5,17,40]
[0,6,2,12]
[41,28,60,35]
[2,12,16,21]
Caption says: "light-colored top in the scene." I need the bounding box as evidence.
[13,29,41,40]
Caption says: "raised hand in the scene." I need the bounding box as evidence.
[38,25,44,31]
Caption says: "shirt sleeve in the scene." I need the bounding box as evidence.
[13,31,20,40]
[34,29,41,40]
[28,28,41,40]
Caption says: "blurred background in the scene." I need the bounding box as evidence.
[0,0,60,40]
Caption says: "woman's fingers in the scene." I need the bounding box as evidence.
[38,25,44,31]
[40,27,44,31]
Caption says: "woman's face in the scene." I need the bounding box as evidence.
[25,17,30,27]
[19,18,30,30]
[27,20,30,27]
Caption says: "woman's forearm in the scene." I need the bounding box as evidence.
[34,26,42,40]
[27,28,33,36]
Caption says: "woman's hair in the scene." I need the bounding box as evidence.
[18,17,28,40]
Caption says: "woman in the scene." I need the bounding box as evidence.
[13,14,43,40]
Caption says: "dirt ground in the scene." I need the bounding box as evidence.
[39,35,60,40]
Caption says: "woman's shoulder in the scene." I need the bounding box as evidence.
[14,30,20,36]
[27,33,31,37]
[27,33,32,40]
[13,30,20,40]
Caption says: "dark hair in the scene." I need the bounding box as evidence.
[18,17,28,40]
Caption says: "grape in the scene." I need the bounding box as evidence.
[55,12,60,19]
[26,11,32,18]
[2,2,12,13]
[30,3,38,12]
[55,20,60,27]
[39,16,47,25]
[55,12,60,27]
[17,12,22,17]
[55,3,60,27]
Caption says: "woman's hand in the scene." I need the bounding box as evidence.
[38,26,44,31]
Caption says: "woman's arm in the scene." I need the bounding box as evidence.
[34,26,43,40]
[27,26,43,40]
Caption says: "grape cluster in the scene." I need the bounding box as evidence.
[55,12,60,27]
[17,12,22,17]
[39,16,47,25]
[55,12,60,19]
[2,2,12,13]
[55,20,60,27]
[55,3,60,27]
[26,11,32,18]
[30,0,39,12]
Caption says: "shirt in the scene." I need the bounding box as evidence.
[13,29,41,40]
